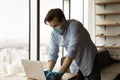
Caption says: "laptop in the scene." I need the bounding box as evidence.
[21,59,46,80]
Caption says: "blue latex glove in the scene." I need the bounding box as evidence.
[48,71,63,80]
[44,70,51,76]
[44,70,52,80]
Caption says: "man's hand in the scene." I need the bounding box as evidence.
[47,71,63,80]
[44,70,52,76]
[44,70,53,80]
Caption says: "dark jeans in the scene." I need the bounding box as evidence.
[77,54,101,80]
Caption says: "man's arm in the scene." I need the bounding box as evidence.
[46,60,56,71]
[59,56,73,73]
[58,21,84,74]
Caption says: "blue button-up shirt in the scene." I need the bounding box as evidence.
[48,19,98,76]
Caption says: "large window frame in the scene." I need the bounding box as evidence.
[29,0,39,60]
[0,0,30,76]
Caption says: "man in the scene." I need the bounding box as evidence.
[44,8,101,80]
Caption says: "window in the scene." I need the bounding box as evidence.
[0,0,29,76]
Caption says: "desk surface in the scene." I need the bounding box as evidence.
[62,73,79,80]
[0,73,79,80]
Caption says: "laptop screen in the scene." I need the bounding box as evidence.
[21,59,46,80]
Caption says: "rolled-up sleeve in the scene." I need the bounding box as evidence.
[66,22,84,59]
[48,32,59,62]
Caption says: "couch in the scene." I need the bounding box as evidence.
[98,49,120,80]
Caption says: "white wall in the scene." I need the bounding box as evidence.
[88,0,95,42]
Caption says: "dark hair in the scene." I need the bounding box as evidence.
[44,8,65,24]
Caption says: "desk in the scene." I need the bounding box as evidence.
[0,73,79,80]
[62,73,79,80]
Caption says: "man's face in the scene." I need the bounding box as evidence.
[48,17,63,28]
[48,17,65,34]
